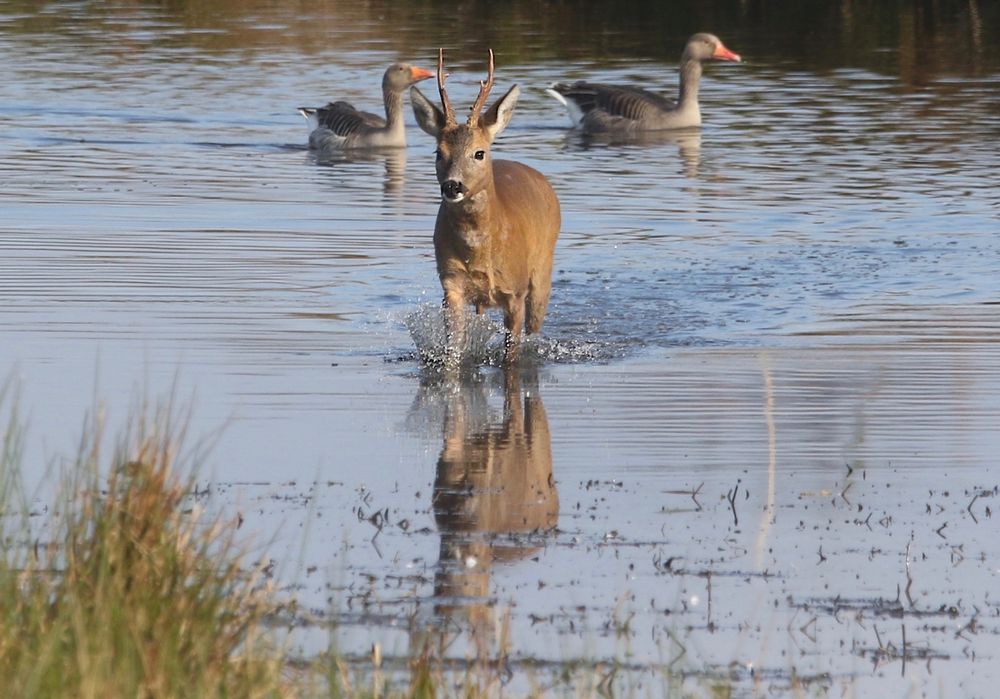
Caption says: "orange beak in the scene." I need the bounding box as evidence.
[713,42,742,62]
[410,66,435,82]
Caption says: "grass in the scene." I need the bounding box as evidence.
[0,391,294,698]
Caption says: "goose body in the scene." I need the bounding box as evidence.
[298,62,434,150]
[547,33,741,133]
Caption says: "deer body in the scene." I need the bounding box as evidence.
[435,159,559,340]
[412,50,561,363]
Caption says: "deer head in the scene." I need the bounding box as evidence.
[411,49,520,204]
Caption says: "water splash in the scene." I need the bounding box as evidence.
[401,304,628,367]
[404,304,505,367]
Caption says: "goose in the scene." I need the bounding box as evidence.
[547,33,741,133]
[298,62,434,150]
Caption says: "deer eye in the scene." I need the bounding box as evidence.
[474,150,485,161]
[434,149,443,161]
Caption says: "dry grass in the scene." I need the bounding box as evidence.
[0,393,295,698]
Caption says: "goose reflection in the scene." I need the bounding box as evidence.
[424,365,558,635]
[565,127,702,178]
[308,147,407,195]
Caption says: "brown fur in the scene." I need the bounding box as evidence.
[434,160,560,340]
[412,50,561,363]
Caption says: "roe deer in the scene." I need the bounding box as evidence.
[411,49,561,364]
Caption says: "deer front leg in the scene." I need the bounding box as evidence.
[442,281,466,367]
[502,295,526,364]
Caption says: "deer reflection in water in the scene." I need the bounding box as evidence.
[423,365,558,640]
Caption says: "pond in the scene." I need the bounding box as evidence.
[2,1,999,695]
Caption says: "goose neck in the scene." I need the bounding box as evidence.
[677,58,703,107]
[383,87,406,133]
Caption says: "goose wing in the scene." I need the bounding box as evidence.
[298,101,386,138]
[551,82,675,119]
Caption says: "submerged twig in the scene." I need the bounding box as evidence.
[727,479,740,526]
[904,538,915,608]
[662,482,703,511]
[841,480,853,506]
[901,623,907,677]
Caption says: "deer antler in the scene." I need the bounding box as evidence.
[468,48,495,126]
[437,48,456,126]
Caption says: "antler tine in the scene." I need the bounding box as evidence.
[468,48,495,126]
[437,48,456,126]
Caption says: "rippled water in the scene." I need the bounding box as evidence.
[2,1,1000,695]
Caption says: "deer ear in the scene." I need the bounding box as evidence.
[410,86,446,137]
[480,85,520,141]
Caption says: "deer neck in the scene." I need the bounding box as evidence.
[441,180,500,253]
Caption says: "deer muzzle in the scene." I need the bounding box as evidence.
[441,179,468,203]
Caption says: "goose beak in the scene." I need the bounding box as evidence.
[713,43,742,62]
[410,66,435,82]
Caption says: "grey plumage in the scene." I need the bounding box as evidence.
[298,62,434,150]
[547,33,741,133]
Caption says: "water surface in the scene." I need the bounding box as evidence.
[2,1,999,695]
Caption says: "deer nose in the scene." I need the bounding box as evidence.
[441,180,467,202]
